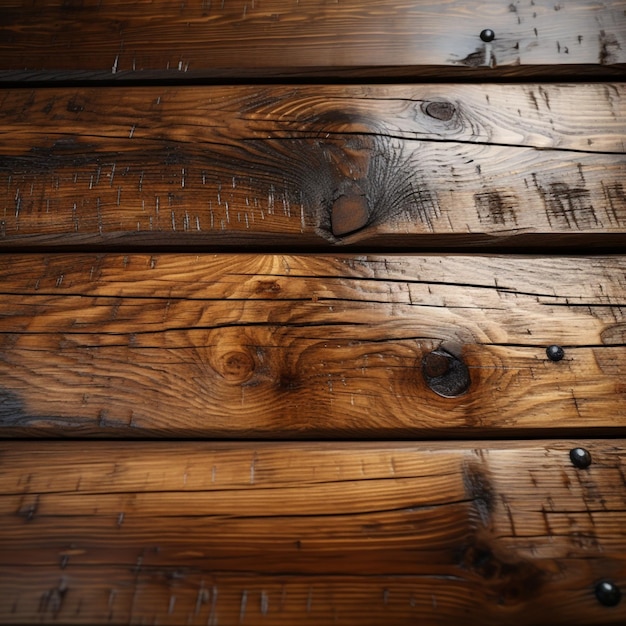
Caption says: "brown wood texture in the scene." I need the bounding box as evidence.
[0,0,625,81]
[0,253,624,438]
[0,83,625,250]
[0,440,625,624]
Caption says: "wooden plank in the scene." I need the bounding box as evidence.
[0,84,625,250]
[0,1,624,81]
[0,440,624,624]
[0,253,624,438]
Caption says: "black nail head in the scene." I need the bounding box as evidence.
[595,581,621,607]
[546,345,565,361]
[569,447,592,469]
[480,29,495,42]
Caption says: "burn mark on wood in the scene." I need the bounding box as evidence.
[422,349,470,398]
[309,137,441,240]
[599,31,621,65]
[533,176,598,229]
[463,462,494,525]
[459,539,545,606]
[473,191,518,225]
[602,182,626,227]
[455,46,489,68]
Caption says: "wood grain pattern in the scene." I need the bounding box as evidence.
[0,253,624,438]
[0,0,624,81]
[0,440,625,624]
[0,84,625,250]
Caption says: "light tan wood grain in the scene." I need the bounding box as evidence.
[0,0,624,80]
[0,441,624,624]
[0,84,624,249]
[0,253,623,437]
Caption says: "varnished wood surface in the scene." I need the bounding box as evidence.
[0,0,625,81]
[0,253,624,438]
[0,84,625,250]
[0,440,624,624]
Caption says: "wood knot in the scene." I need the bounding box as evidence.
[331,193,369,237]
[424,101,456,121]
[218,350,255,383]
[422,349,470,397]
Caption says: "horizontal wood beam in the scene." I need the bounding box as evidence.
[0,1,624,81]
[0,253,624,438]
[0,84,624,251]
[0,440,624,624]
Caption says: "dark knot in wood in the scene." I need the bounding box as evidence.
[424,101,456,121]
[331,192,370,237]
[422,349,470,397]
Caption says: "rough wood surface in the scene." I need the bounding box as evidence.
[0,440,625,624]
[0,84,625,250]
[0,253,624,438]
[0,0,625,81]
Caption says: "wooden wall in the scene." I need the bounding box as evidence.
[0,1,625,624]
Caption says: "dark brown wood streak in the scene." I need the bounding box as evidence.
[0,0,624,81]
[0,84,624,250]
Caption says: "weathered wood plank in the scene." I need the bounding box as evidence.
[0,84,625,250]
[0,0,624,81]
[0,253,624,437]
[0,441,624,624]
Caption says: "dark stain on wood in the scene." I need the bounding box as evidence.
[474,191,519,225]
[599,31,621,65]
[463,462,494,526]
[0,388,29,427]
[460,540,545,606]
[455,46,488,68]
[603,182,626,226]
[533,177,598,229]
[422,349,471,398]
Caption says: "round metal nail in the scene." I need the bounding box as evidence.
[480,29,495,42]
[569,447,592,469]
[595,581,621,607]
[546,345,565,361]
